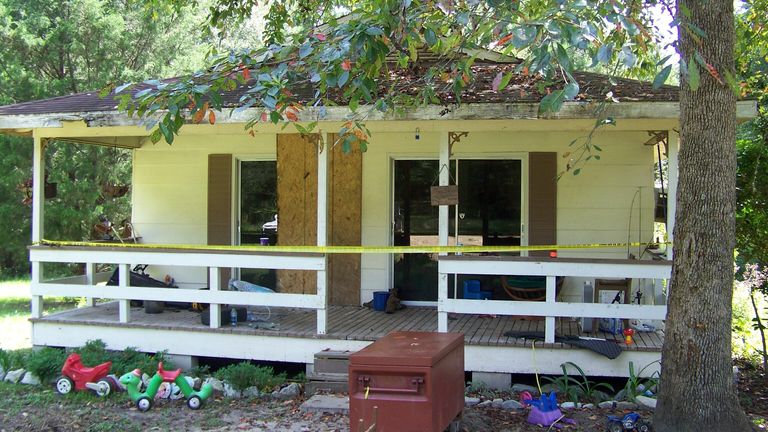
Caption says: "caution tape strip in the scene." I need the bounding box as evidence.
[37,239,668,254]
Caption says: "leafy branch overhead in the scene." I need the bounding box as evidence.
[111,0,721,161]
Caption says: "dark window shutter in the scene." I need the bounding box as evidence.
[528,152,557,257]
[208,154,232,286]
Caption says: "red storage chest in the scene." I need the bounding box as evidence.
[349,331,465,432]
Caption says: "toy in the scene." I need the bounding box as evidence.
[623,328,635,345]
[55,353,119,397]
[606,412,651,432]
[119,362,213,411]
[526,392,576,429]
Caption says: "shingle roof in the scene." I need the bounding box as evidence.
[0,60,678,117]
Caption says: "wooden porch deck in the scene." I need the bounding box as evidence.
[35,302,663,352]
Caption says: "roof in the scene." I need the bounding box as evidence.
[0,60,678,117]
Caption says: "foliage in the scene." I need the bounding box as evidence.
[214,361,287,392]
[3,348,32,371]
[621,361,660,402]
[542,361,614,404]
[26,346,67,382]
[0,347,8,371]
[72,339,173,376]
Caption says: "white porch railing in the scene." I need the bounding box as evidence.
[28,245,329,333]
[438,256,671,343]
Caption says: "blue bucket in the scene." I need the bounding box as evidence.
[372,291,390,311]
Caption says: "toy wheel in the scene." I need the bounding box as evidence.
[94,378,114,397]
[636,420,651,432]
[607,422,623,432]
[136,396,153,412]
[187,395,203,410]
[55,376,74,395]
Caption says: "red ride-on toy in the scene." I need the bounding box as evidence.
[55,353,119,397]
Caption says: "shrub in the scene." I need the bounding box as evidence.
[6,348,32,371]
[214,362,287,392]
[72,340,172,376]
[0,348,9,371]
[27,347,67,382]
[74,339,110,367]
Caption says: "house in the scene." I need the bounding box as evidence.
[0,53,758,380]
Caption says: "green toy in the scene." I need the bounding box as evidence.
[119,362,213,411]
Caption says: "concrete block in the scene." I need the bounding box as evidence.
[471,371,511,390]
[300,394,349,414]
[165,354,197,370]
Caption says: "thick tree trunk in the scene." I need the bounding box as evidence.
[654,1,752,431]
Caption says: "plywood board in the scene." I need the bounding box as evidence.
[277,134,318,294]
[207,154,232,287]
[328,134,362,305]
[528,152,557,257]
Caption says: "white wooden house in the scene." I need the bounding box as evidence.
[0,57,758,378]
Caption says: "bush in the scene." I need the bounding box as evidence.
[6,348,32,371]
[27,347,67,382]
[214,362,287,392]
[72,340,173,376]
[0,348,9,371]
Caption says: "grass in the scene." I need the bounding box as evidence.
[0,278,79,350]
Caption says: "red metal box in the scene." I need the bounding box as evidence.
[349,331,464,432]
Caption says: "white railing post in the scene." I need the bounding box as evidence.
[209,267,221,328]
[437,132,450,332]
[84,263,96,307]
[118,264,130,323]
[30,261,43,319]
[544,275,556,343]
[316,134,328,335]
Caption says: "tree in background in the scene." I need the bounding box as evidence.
[0,0,208,277]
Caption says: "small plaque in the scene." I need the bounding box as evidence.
[430,185,458,206]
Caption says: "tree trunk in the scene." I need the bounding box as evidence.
[654,1,752,430]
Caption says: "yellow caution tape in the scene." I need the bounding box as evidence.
[37,239,668,254]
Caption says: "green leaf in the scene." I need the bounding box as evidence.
[653,65,672,89]
[342,134,356,153]
[299,42,313,59]
[150,128,163,144]
[424,28,437,46]
[687,55,700,91]
[114,83,133,94]
[498,72,513,91]
[573,168,581,175]
[597,43,613,65]
[158,122,174,144]
[563,82,579,100]
[365,26,383,36]
[338,70,349,88]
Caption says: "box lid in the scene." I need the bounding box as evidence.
[350,331,464,367]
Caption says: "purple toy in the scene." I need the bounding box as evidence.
[526,392,577,429]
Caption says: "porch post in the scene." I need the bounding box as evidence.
[666,130,679,259]
[316,135,328,335]
[544,276,556,343]
[437,132,450,332]
[209,267,222,328]
[84,263,96,307]
[30,136,45,318]
[118,264,131,323]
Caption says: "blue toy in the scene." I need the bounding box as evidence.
[526,392,576,429]
[606,412,651,432]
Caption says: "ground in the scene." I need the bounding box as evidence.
[2,372,766,432]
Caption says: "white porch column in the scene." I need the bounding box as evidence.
[666,130,679,260]
[209,267,222,328]
[84,263,96,307]
[118,263,131,323]
[316,135,328,335]
[30,136,45,318]
[437,132,450,332]
[544,276,556,343]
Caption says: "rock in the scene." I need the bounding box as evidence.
[511,384,539,395]
[501,399,523,410]
[598,401,616,409]
[465,397,481,407]
[477,400,493,408]
[243,386,261,398]
[733,366,740,385]
[617,401,638,410]
[20,372,41,385]
[192,377,202,390]
[223,383,242,399]
[203,377,225,392]
[4,369,26,384]
[491,398,503,408]
[560,401,576,410]
[582,403,595,410]
[277,383,301,398]
[635,395,657,409]
[141,373,151,387]
[614,389,627,401]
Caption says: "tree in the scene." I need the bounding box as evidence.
[113,0,752,428]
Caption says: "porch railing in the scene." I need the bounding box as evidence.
[28,245,329,333]
[438,255,671,343]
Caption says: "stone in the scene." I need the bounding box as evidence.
[204,377,225,392]
[614,389,627,401]
[192,377,202,390]
[491,398,503,408]
[511,384,539,395]
[635,395,657,409]
[243,386,261,398]
[277,382,301,398]
[501,399,523,410]
[4,369,26,384]
[141,373,151,388]
[560,401,576,410]
[477,400,493,408]
[582,403,595,410]
[598,401,616,409]
[733,366,740,386]
[472,372,511,390]
[223,383,242,399]
[465,397,481,407]
[300,394,349,414]
[20,372,41,386]
[616,401,638,410]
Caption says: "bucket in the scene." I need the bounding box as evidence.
[372,291,390,311]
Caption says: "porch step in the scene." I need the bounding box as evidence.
[306,350,352,395]
[305,372,349,394]
[313,350,351,374]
